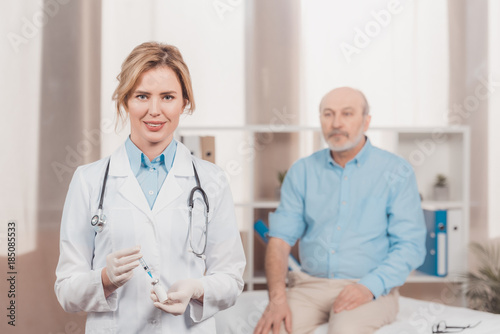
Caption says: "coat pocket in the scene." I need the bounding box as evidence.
[85,312,117,334]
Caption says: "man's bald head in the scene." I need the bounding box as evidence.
[319,87,370,116]
[318,87,371,154]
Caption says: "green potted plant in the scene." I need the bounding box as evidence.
[433,174,449,201]
[465,241,500,313]
[276,170,287,199]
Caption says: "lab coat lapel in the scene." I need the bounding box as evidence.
[153,142,194,215]
[109,145,156,222]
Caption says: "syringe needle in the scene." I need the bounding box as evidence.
[139,257,153,278]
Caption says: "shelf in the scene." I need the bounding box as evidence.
[235,201,280,208]
[406,271,466,283]
[178,125,470,134]
[248,272,467,285]
[180,126,470,291]
[236,201,463,210]
[250,276,268,284]
[247,271,467,285]
[236,200,464,210]
[421,201,463,210]
[178,125,319,133]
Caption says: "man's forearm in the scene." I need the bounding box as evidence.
[265,237,291,302]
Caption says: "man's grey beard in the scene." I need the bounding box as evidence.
[326,127,365,153]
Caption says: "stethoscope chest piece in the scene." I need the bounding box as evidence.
[91,160,110,233]
[91,211,106,233]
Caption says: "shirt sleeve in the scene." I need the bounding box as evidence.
[268,160,307,247]
[358,161,427,298]
[54,166,117,313]
[189,168,246,322]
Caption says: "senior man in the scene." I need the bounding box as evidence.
[254,87,426,334]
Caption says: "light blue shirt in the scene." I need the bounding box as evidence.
[269,138,426,298]
[125,137,177,209]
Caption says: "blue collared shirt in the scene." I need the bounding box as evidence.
[125,137,177,209]
[268,138,426,298]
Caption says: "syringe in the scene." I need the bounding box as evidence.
[139,257,153,279]
[139,257,168,303]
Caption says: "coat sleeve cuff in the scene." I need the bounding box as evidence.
[189,279,208,322]
[94,268,118,312]
[358,274,386,300]
[189,299,205,323]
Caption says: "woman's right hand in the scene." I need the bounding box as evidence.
[101,246,142,297]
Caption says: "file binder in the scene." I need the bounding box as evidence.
[254,220,301,272]
[447,208,466,274]
[180,136,216,163]
[417,209,448,277]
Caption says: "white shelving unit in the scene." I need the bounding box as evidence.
[176,126,470,290]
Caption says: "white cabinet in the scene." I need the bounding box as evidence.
[176,126,470,289]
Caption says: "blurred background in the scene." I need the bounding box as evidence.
[1,0,499,332]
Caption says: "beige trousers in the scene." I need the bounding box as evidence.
[278,271,399,334]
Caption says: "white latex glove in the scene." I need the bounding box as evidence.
[151,279,204,316]
[105,246,142,288]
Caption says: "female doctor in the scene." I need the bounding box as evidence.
[55,42,246,333]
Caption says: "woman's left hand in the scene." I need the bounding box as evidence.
[151,279,204,316]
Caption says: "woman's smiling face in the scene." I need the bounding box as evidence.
[127,66,185,153]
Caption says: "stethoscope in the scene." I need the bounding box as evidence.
[91,159,209,259]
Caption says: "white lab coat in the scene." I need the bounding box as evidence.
[55,141,246,333]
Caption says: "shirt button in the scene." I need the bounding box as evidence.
[150,319,157,325]
[150,168,155,172]
[344,176,348,180]
[331,273,335,278]
[337,226,341,231]
[342,201,346,205]
[331,250,336,254]
[357,163,360,167]
[148,190,154,195]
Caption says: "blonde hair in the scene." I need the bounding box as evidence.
[112,42,195,127]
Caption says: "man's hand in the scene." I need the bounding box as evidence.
[332,283,374,313]
[254,295,292,334]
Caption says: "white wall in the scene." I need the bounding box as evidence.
[488,0,500,239]
[300,0,449,127]
[100,0,245,156]
[0,0,43,255]
[100,0,247,229]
